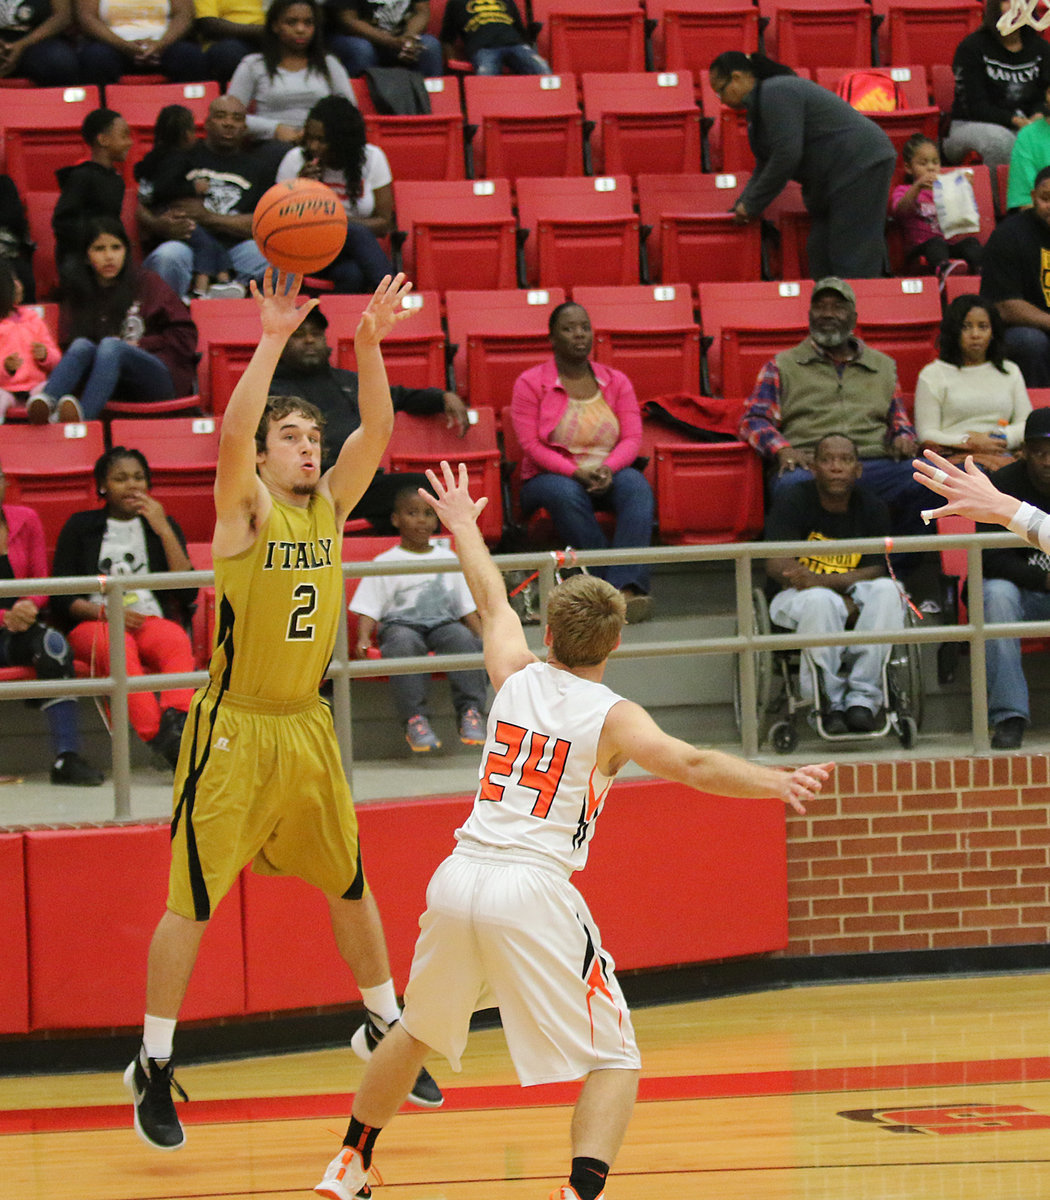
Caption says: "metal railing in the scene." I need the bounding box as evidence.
[1,527,1040,822]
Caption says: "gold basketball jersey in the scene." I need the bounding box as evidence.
[209,493,342,701]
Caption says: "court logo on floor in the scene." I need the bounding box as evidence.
[838,1103,1050,1134]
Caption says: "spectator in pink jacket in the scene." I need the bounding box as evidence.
[0,470,103,786]
[0,262,60,422]
[511,301,655,622]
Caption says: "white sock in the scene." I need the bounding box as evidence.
[143,1013,178,1062]
[359,981,400,1027]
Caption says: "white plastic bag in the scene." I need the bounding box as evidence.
[933,169,981,239]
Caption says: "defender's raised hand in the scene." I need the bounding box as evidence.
[420,460,489,532]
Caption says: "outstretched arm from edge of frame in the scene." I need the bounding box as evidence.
[421,460,536,693]
[599,698,831,814]
[913,448,1024,528]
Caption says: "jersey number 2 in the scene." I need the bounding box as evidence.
[287,583,317,641]
[479,720,570,818]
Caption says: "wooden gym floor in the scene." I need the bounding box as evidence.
[4,973,1050,1200]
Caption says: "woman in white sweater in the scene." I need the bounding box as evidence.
[227,0,357,143]
[914,294,1031,472]
[276,95,393,292]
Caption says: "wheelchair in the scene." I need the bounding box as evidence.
[734,586,924,754]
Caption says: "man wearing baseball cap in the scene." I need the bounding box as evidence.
[740,276,929,541]
[979,406,1050,748]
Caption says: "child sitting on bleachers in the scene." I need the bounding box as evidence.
[0,262,60,423]
[349,486,487,754]
[891,134,982,282]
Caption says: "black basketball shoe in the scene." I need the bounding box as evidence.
[124,1046,189,1149]
[350,1012,443,1108]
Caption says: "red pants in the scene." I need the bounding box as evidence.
[68,615,195,743]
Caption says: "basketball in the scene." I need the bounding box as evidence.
[252,178,348,275]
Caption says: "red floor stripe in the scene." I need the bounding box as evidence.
[5,1056,1050,1136]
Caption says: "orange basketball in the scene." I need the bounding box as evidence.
[252,178,348,274]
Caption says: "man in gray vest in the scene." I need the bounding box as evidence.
[739,277,927,539]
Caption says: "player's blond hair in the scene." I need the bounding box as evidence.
[546,574,626,667]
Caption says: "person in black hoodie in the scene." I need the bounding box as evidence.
[52,108,133,277]
[944,0,1050,168]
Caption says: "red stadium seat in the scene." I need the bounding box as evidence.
[317,291,445,388]
[445,287,566,410]
[0,86,105,192]
[570,284,703,402]
[109,417,220,544]
[189,297,259,413]
[1,421,106,554]
[874,0,982,73]
[463,73,583,181]
[815,66,940,166]
[639,412,764,543]
[23,191,60,301]
[392,179,517,291]
[850,277,941,394]
[647,0,760,75]
[530,0,646,74]
[637,171,762,284]
[386,409,503,544]
[358,77,467,182]
[698,280,811,397]
[764,0,873,71]
[515,175,639,288]
[581,71,702,177]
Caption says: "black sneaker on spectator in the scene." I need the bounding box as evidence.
[151,706,187,770]
[50,751,103,786]
[55,395,83,422]
[25,394,52,424]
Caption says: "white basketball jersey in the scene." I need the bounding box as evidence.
[456,661,624,874]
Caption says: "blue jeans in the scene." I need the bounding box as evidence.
[315,223,393,293]
[1003,326,1050,389]
[44,337,175,418]
[18,36,80,86]
[328,31,443,77]
[144,238,268,298]
[472,44,551,75]
[378,621,486,724]
[983,577,1050,725]
[520,467,654,593]
[76,36,207,85]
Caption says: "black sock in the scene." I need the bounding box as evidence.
[342,1116,381,1168]
[569,1156,609,1200]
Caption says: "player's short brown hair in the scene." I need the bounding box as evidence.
[546,574,626,667]
[256,395,326,454]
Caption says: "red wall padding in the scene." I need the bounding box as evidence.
[24,825,245,1030]
[0,833,29,1034]
[15,781,787,1033]
[241,795,470,1012]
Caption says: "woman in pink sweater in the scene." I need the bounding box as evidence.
[511,301,655,621]
[0,262,60,421]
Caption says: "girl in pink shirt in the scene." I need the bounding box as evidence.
[0,262,61,421]
[891,135,982,280]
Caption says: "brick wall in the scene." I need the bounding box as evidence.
[785,754,1050,956]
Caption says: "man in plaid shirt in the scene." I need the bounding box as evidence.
[739,277,927,539]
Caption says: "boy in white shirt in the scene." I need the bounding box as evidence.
[350,485,486,751]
